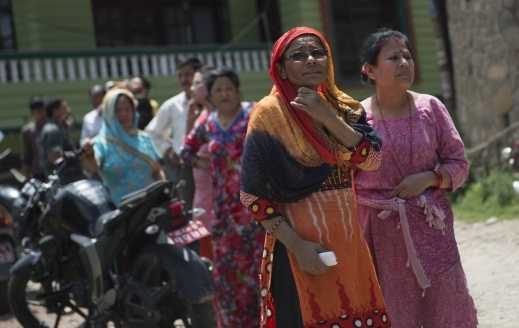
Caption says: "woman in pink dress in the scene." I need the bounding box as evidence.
[354,28,478,327]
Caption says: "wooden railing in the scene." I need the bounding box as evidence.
[0,45,271,83]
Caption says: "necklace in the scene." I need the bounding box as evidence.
[377,94,413,167]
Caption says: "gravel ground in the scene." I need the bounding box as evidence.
[1,219,518,327]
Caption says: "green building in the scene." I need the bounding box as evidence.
[0,0,441,155]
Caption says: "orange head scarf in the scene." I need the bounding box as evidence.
[269,26,363,164]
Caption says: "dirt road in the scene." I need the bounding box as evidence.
[1,219,518,327]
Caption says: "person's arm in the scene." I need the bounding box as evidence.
[152,161,166,181]
[185,99,202,135]
[290,87,363,149]
[389,97,466,199]
[180,118,207,170]
[240,192,330,276]
[80,138,100,173]
[432,98,468,191]
[145,103,173,155]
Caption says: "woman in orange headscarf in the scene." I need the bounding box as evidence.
[240,27,390,327]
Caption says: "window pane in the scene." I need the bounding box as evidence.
[92,0,230,47]
[329,0,407,82]
[0,0,16,51]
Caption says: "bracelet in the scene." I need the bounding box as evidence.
[431,168,443,188]
[266,217,285,236]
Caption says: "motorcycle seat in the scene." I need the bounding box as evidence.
[94,209,124,237]
[118,181,170,210]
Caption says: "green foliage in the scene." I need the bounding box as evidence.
[449,165,519,222]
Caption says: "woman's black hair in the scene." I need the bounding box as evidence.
[205,67,240,94]
[45,97,64,118]
[359,28,412,85]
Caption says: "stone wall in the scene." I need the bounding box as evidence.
[446,0,519,148]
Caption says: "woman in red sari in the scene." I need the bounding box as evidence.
[240,27,390,328]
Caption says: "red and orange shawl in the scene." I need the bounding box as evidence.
[241,27,381,203]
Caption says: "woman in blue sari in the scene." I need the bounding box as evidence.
[82,88,165,205]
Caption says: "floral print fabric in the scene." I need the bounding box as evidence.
[181,109,265,328]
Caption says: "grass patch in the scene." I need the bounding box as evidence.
[449,167,519,222]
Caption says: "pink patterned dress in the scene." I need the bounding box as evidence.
[181,108,265,328]
[355,94,478,327]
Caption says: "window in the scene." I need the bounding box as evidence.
[91,0,231,48]
[0,0,16,51]
[256,0,282,43]
[327,0,410,83]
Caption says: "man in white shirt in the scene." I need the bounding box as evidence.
[145,57,203,210]
[80,85,106,143]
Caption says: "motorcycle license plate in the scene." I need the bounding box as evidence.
[167,220,211,247]
[0,242,15,264]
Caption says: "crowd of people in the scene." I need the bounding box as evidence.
[18,26,478,327]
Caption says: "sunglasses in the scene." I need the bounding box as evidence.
[285,48,327,62]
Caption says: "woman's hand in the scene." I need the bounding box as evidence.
[290,87,335,123]
[290,87,363,148]
[81,138,95,158]
[80,138,100,172]
[262,216,330,275]
[291,239,330,276]
[389,171,437,199]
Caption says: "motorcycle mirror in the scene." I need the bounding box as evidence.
[190,208,206,217]
[501,147,512,162]
[175,179,186,190]
[53,157,65,166]
[0,130,3,143]
[10,168,26,183]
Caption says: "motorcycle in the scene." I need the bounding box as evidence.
[8,149,217,327]
[0,142,21,314]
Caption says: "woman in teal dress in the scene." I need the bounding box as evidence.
[82,88,165,205]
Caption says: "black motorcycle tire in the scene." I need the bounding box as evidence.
[0,280,9,314]
[8,270,50,328]
[7,270,104,328]
[123,250,217,328]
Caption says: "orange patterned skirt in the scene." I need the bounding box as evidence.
[260,188,391,328]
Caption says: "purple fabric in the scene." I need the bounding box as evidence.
[355,94,469,285]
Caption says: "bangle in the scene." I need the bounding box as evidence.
[266,217,285,236]
[431,168,443,188]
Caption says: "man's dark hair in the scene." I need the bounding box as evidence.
[177,57,204,71]
[45,97,64,118]
[206,67,240,94]
[29,94,45,111]
[89,85,106,97]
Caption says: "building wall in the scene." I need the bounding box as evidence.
[446,0,519,147]
[327,0,442,101]
[227,0,262,43]
[278,0,323,32]
[11,0,96,51]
